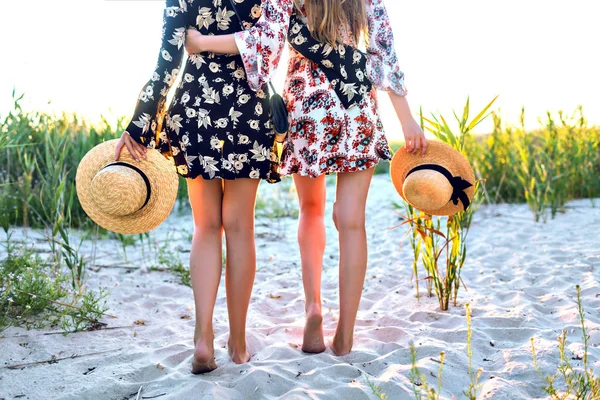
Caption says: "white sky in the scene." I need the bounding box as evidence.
[1,0,598,139]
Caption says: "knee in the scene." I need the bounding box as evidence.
[193,214,222,235]
[333,203,365,232]
[299,197,325,219]
[222,211,254,235]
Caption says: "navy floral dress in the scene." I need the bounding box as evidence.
[125,0,293,181]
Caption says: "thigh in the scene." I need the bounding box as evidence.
[187,177,224,229]
[222,179,260,231]
[335,168,374,226]
[293,175,327,213]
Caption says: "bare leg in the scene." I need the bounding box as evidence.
[222,178,260,364]
[187,178,223,374]
[331,168,374,356]
[293,174,327,353]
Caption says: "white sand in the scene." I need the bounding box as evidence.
[1,175,599,399]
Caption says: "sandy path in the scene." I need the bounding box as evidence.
[1,175,599,399]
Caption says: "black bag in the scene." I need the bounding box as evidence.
[228,0,289,142]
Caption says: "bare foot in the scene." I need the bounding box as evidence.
[228,339,251,364]
[302,304,326,354]
[331,331,353,356]
[191,340,217,374]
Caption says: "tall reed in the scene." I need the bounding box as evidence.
[464,106,600,220]
[399,97,495,310]
[0,92,191,230]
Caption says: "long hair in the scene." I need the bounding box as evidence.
[298,0,368,46]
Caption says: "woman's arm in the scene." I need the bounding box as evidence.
[117,0,187,161]
[366,0,426,155]
[389,92,427,156]
[185,30,239,54]
[186,0,294,91]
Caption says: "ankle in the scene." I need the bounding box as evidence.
[333,327,354,346]
[228,335,246,349]
[194,328,214,343]
[305,301,322,315]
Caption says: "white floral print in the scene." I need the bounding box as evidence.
[125,0,292,182]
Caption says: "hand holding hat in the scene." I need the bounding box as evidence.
[390,141,476,216]
[76,139,178,235]
[115,131,147,162]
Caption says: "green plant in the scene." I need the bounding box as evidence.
[365,374,389,400]
[116,233,137,263]
[410,343,446,400]
[402,203,423,299]
[398,98,494,309]
[255,178,299,219]
[0,244,109,332]
[464,106,600,219]
[0,91,192,230]
[531,285,600,399]
[464,303,482,399]
[150,241,191,287]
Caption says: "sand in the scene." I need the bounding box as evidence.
[1,175,599,399]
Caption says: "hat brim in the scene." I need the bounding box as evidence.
[390,141,476,216]
[76,139,179,234]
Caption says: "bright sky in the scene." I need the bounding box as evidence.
[1,0,598,139]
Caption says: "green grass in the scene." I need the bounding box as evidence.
[531,285,600,399]
[3,92,599,229]
[148,239,192,287]
[465,107,600,220]
[255,177,299,219]
[0,239,109,332]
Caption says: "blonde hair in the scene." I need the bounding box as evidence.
[298,0,368,46]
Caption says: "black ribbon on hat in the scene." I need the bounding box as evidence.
[406,164,473,211]
[102,162,152,211]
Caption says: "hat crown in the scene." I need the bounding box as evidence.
[90,165,148,216]
[390,141,476,216]
[403,169,453,211]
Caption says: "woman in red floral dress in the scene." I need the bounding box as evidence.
[280,0,428,355]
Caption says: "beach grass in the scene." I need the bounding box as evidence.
[2,92,599,231]
[0,238,109,332]
[531,285,600,399]
[407,303,480,399]
[396,97,493,310]
[149,239,192,287]
[465,106,600,220]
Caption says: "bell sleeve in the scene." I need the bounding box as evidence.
[233,0,294,91]
[365,0,407,96]
[125,0,188,148]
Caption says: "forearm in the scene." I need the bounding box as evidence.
[388,91,414,125]
[189,32,240,55]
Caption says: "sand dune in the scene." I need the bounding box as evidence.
[1,175,599,399]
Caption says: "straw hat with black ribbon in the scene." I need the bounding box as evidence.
[76,139,179,235]
[390,141,476,216]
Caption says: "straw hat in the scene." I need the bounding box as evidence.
[390,141,476,216]
[76,139,179,234]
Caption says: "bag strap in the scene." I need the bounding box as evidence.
[227,0,245,31]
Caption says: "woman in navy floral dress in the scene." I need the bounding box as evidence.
[115,0,293,373]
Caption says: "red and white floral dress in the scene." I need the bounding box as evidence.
[279,0,407,177]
